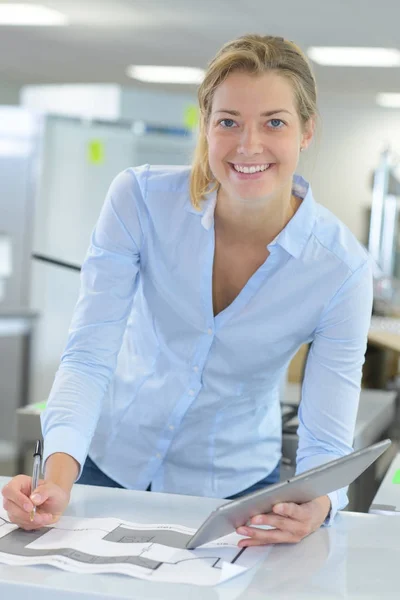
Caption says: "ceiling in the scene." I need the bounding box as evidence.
[2,0,400,98]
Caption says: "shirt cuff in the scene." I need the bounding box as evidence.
[41,421,88,481]
[323,489,347,527]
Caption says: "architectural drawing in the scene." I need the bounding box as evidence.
[0,512,267,585]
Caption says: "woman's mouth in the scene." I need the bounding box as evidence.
[229,162,274,178]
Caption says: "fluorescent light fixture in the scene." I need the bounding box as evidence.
[376,93,400,108]
[307,47,400,67]
[0,4,68,26]
[126,65,205,84]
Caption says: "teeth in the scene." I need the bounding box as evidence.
[233,164,270,173]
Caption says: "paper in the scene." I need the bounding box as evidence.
[0,509,268,586]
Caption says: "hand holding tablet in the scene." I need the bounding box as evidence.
[186,439,391,548]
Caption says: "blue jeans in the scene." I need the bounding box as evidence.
[77,455,281,499]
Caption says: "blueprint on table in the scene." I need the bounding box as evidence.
[0,508,268,586]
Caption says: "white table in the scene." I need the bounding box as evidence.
[1,476,400,599]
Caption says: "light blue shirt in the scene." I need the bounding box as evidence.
[41,165,373,524]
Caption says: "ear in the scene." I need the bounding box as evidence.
[300,116,315,151]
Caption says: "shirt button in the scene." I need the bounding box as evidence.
[189,389,195,396]
[168,425,174,431]
[193,365,199,372]
[207,328,213,335]
[156,453,162,459]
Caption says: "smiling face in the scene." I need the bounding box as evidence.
[207,70,313,203]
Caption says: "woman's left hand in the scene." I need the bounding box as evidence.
[236,495,331,547]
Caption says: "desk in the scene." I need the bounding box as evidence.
[368,316,400,353]
[290,319,400,388]
[0,476,400,599]
[284,315,400,355]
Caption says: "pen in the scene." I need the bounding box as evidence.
[30,440,43,522]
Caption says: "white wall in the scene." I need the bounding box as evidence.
[299,93,400,244]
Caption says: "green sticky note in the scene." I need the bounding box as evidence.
[32,402,47,412]
[88,140,105,164]
[183,105,199,130]
[393,469,400,484]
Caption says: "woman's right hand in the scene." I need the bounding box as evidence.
[1,475,70,531]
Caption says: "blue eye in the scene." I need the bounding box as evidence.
[269,119,284,129]
[219,119,237,128]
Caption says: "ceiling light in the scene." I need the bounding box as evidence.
[126,65,204,84]
[376,93,400,108]
[307,47,400,67]
[0,4,68,26]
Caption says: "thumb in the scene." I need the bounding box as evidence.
[30,482,52,507]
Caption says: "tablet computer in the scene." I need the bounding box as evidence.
[186,438,391,548]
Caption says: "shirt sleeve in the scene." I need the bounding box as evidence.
[41,165,149,475]
[295,259,373,525]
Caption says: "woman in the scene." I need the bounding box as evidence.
[2,34,372,548]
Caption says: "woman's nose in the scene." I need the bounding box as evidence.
[237,127,263,156]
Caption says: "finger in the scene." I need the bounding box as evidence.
[3,496,53,523]
[2,475,44,498]
[2,475,45,502]
[248,514,310,538]
[237,519,310,544]
[272,502,306,520]
[2,480,34,512]
[3,496,53,522]
[1,474,31,495]
[3,499,54,530]
[30,482,53,507]
[237,526,300,547]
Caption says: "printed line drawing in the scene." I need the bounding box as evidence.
[0,511,267,586]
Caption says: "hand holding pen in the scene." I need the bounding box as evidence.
[1,441,72,530]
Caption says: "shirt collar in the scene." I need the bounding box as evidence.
[185,174,316,257]
[268,175,316,258]
[184,187,217,230]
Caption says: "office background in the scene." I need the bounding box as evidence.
[1,0,400,510]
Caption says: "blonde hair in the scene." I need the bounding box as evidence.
[190,34,317,209]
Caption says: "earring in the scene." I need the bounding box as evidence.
[300,146,305,152]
